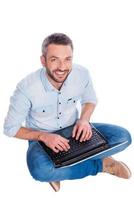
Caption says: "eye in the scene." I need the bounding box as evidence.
[51,58,57,62]
[66,57,72,62]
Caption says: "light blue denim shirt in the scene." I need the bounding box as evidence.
[4,64,97,137]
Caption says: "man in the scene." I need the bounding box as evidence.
[4,33,132,192]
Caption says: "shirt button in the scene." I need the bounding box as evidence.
[60,126,62,129]
[59,112,61,115]
[59,92,61,94]
[59,102,61,104]
[57,117,59,119]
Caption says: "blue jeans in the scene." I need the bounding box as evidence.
[26,123,132,182]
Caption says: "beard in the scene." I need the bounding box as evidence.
[46,68,70,83]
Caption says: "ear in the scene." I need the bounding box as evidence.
[40,55,46,66]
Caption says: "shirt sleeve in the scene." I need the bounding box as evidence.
[3,82,31,137]
[80,70,98,105]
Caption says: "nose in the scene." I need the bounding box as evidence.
[57,60,66,71]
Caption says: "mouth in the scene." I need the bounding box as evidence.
[55,71,68,77]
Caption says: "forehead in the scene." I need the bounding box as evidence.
[46,44,73,58]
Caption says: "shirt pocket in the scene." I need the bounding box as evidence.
[32,105,54,120]
[66,96,80,106]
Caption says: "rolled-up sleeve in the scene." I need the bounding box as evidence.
[3,82,31,137]
[80,70,98,105]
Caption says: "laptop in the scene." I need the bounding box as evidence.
[39,123,111,168]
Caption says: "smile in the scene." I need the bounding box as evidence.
[55,71,67,76]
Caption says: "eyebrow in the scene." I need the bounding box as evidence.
[49,56,59,59]
[49,56,72,59]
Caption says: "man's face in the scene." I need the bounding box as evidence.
[41,44,73,84]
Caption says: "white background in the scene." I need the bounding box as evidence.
[0,0,134,199]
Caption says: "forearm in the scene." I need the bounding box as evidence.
[80,103,96,121]
[15,127,47,141]
[15,127,70,152]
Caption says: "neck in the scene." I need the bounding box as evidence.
[46,73,63,90]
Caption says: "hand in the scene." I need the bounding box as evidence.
[39,133,70,153]
[72,119,92,142]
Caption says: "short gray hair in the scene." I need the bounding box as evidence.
[41,33,73,56]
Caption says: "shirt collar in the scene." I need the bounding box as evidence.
[40,68,55,92]
[40,67,73,92]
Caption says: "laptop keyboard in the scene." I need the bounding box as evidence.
[39,127,106,163]
[39,125,108,167]
[50,128,107,160]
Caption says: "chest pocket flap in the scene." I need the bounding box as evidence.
[66,96,80,105]
[33,105,54,117]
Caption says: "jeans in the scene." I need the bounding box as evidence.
[26,123,132,182]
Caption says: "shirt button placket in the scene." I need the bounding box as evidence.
[57,91,62,129]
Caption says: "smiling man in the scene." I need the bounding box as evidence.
[41,43,73,90]
[4,33,132,192]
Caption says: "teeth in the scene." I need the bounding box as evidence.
[55,72,65,75]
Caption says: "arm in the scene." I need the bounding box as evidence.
[4,82,69,152]
[72,103,96,141]
[15,127,69,153]
[15,127,44,141]
[72,69,97,141]
[79,102,96,122]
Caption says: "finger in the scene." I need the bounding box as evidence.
[72,125,77,138]
[53,147,59,153]
[82,127,91,140]
[61,137,70,144]
[55,144,64,151]
[60,140,70,151]
[80,129,87,142]
[55,135,70,151]
[83,130,90,141]
[87,130,93,140]
[76,127,83,140]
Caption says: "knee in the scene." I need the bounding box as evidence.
[27,142,55,182]
[118,126,132,146]
[31,165,55,182]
